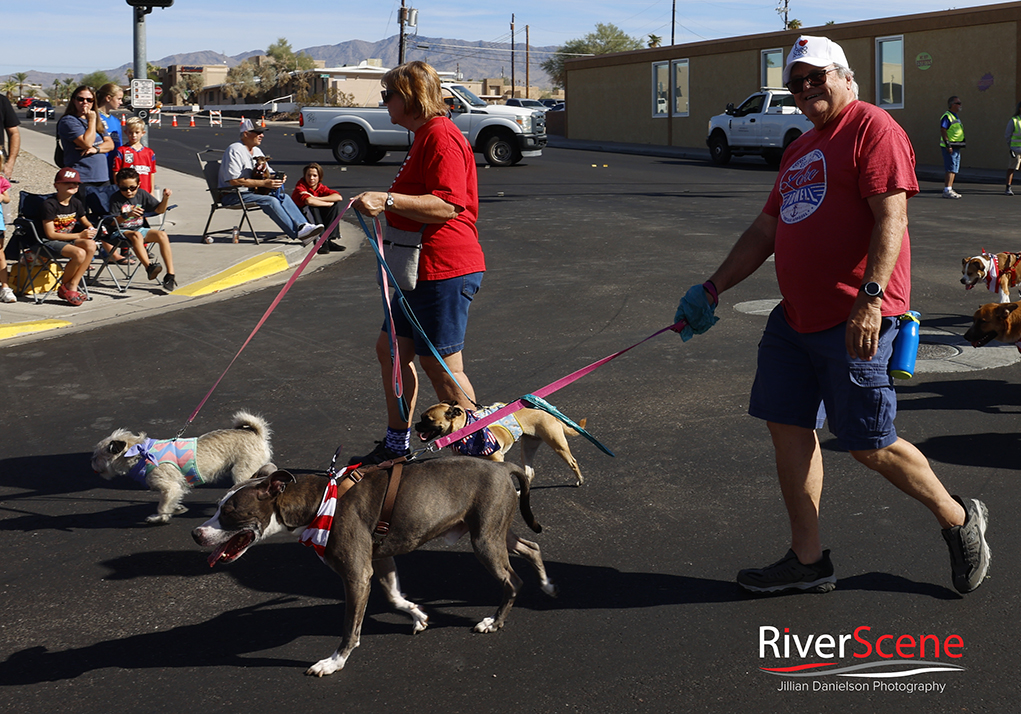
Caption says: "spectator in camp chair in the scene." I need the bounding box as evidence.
[40,168,98,306]
[109,167,177,292]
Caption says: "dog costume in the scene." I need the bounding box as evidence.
[126,438,202,485]
[449,404,524,457]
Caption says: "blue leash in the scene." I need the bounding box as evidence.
[356,212,612,457]
[356,212,478,419]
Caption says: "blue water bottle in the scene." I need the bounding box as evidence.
[889,311,921,379]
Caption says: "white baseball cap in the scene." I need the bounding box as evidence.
[239,118,264,135]
[783,35,849,84]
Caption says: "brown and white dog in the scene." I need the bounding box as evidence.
[964,301,1021,348]
[192,456,558,677]
[961,251,1021,303]
[415,401,586,486]
[251,155,284,196]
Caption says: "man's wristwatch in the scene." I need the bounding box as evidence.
[385,192,395,209]
[861,281,884,300]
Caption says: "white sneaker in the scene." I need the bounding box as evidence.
[296,223,324,246]
[1006,187,1014,196]
[943,189,962,199]
[0,285,16,303]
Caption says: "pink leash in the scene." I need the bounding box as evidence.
[428,319,688,451]
[177,202,354,438]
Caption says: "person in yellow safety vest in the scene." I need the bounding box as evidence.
[940,96,964,199]
[1005,101,1021,196]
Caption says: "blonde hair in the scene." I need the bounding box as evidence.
[124,116,146,133]
[382,61,447,122]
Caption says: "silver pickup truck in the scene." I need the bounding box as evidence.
[296,83,547,167]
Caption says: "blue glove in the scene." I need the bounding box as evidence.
[674,283,719,342]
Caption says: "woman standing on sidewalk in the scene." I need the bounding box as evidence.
[57,86,114,193]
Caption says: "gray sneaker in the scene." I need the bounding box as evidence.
[1006,187,1014,196]
[942,496,990,594]
[737,549,836,594]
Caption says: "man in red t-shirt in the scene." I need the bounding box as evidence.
[674,36,989,596]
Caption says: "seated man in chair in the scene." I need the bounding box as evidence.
[218,119,323,245]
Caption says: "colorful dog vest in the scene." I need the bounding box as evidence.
[126,438,202,485]
[448,403,523,457]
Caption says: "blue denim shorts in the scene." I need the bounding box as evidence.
[387,272,483,356]
[942,146,961,174]
[749,304,899,451]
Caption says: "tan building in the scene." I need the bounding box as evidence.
[564,2,1021,171]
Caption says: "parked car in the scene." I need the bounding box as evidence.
[505,98,547,111]
[539,98,561,108]
[16,97,37,109]
[25,99,55,120]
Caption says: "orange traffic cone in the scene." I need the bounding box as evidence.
[189,114,196,127]
[120,114,126,126]
[260,116,266,128]
[171,114,178,127]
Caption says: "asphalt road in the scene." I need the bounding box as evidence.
[3,136,1020,713]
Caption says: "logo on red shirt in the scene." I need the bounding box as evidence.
[779,149,826,224]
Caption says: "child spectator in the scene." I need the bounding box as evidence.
[97,83,124,177]
[41,168,98,306]
[291,162,344,253]
[0,151,15,303]
[110,167,177,292]
[113,117,156,193]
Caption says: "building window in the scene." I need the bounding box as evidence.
[653,61,669,117]
[672,59,689,116]
[652,59,689,117]
[762,49,783,88]
[876,36,904,109]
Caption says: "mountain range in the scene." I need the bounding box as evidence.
[10,34,557,92]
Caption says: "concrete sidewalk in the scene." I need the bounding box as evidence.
[0,126,360,345]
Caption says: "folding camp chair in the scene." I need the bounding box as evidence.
[197,149,265,244]
[6,192,91,305]
[85,184,172,293]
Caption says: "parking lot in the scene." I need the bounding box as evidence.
[2,141,1019,713]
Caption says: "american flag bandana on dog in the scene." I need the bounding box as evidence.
[298,467,356,561]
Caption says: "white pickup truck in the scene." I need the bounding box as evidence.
[296,83,547,167]
[706,88,814,167]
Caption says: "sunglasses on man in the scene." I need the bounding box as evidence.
[785,67,838,94]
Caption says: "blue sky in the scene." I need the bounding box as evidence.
[2,0,1002,76]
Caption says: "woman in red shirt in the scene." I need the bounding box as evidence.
[351,61,485,465]
[291,162,344,253]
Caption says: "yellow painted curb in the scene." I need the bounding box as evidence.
[0,319,73,341]
[171,252,290,297]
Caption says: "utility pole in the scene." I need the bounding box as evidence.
[671,0,676,45]
[399,0,407,64]
[510,14,515,98]
[525,25,530,99]
[777,0,790,30]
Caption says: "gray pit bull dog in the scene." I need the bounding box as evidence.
[192,456,558,677]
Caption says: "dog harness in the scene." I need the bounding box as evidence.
[977,250,1021,293]
[298,464,395,560]
[126,438,202,485]
[448,404,523,457]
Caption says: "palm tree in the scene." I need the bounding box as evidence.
[13,72,28,98]
[787,19,803,30]
[648,34,663,49]
[1,78,18,100]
